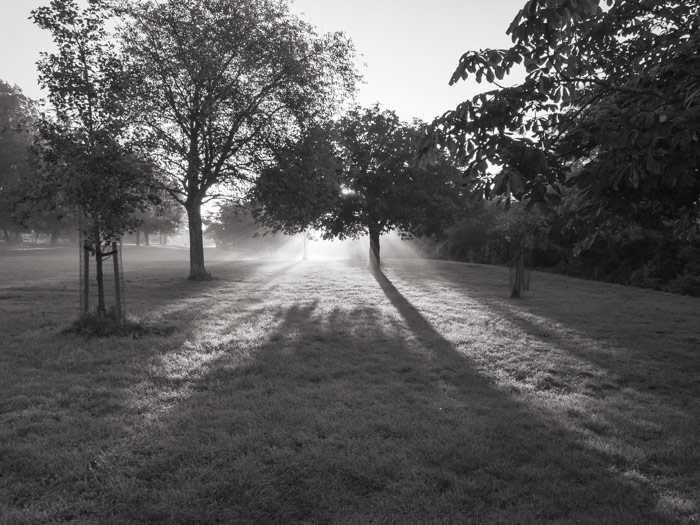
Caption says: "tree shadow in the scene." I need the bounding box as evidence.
[81,270,679,524]
[386,260,700,401]
[380,261,700,517]
[124,260,302,324]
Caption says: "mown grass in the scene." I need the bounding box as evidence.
[1,246,698,524]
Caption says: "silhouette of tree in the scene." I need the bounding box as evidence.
[121,0,359,279]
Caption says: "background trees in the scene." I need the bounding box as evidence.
[0,81,35,244]
[206,201,286,253]
[131,200,182,246]
[121,0,359,280]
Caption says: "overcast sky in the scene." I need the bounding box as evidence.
[0,0,526,122]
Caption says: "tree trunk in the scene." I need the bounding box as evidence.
[607,238,620,265]
[302,232,308,260]
[82,241,90,315]
[94,225,106,315]
[95,249,106,315]
[186,200,210,280]
[511,250,525,299]
[369,226,381,274]
[112,241,123,324]
[50,232,59,246]
[144,231,150,246]
[135,230,141,246]
[2,229,10,244]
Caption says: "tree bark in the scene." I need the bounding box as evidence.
[511,250,525,299]
[186,200,210,280]
[94,225,106,315]
[135,230,141,246]
[369,226,381,274]
[144,231,150,246]
[112,241,122,323]
[95,248,107,315]
[50,232,59,246]
[2,230,10,244]
[82,241,90,315]
[302,232,308,260]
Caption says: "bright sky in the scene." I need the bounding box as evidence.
[0,0,526,122]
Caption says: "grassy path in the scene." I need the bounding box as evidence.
[1,248,699,523]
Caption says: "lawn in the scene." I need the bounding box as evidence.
[1,246,699,524]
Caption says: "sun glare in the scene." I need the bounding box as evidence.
[300,230,428,261]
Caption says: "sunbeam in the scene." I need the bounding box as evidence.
[301,230,432,262]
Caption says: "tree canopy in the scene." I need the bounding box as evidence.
[120,0,359,279]
[421,0,700,238]
[253,105,464,270]
[31,0,156,245]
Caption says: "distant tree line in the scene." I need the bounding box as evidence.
[431,194,700,296]
[204,203,283,252]
[0,78,182,247]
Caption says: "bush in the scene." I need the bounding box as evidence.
[666,274,700,297]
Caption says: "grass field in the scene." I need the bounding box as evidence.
[1,245,699,524]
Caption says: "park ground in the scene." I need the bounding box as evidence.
[1,245,699,524]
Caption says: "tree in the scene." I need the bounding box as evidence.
[253,106,464,272]
[31,0,157,318]
[16,200,77,245]
[132,199,182,246]
[421,0,700,239]
[120,0,359,280]
[205,201,283,252]
[250,123,342,233]
[0,81,35,244]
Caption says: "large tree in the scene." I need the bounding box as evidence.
[120,0,359,280]
[420,0,700,240]
[253,106,464,272]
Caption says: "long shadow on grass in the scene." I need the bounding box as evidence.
[85,270,678,524]
[462,289,700,505]
[391,261,700,404]
[0,260,317,522]
[470,290,700,397]
[383,262,700,518]
[372,269,698,522]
